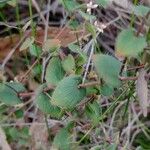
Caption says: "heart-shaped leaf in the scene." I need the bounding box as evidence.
[51,76,86,109]
[45,57,65,86]
[93,54,122,87]
[116,28,147,57]
[0,83,22,106]
[36,92,62,118]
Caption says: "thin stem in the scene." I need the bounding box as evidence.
[130,0,139,27]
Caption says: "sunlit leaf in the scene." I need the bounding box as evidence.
[116,28,147,57]
[45,57,65,86]
[93,54,122,87]
[51,76,86,109]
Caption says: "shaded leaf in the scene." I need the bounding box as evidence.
[62,54,75,73]
[7,0,16,7]
[42,39,61,52]
[93,54,122,87]
[106,144,117,150]
[68,43,87,60]
[79,10,96,20]
[136,69,148,117]
[0,127,11,150]
[85,23,96,38]
[96,0,110,8]
[100,84,114,96]
[29,43,42,57]
[60,0,81,12]
[0,83,22,106]
[51,76,86,109]
[5,82,26,92]
[45,57,65,86]
[85,101,101,126]
[20,37,34,51]
[132,5,150,17]
[53,128,71,150]
[116,28,147,57]
[36,93,62,118]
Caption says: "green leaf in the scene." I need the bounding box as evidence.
[100,84,114,96]
[116,28,147,57]
[106,144,117,150]
[0,83,22,106]
[29,43,42,57]
[51,76,86,109]
[85,101,101,126]
[96,0,110,8]
[7,0,16,7]
[62,54,75,73]
[53,128,71,150]
[45,57,65,86]
[132,5,150,17]
[59,0,81,12]
[20,37,34,51]
[42,39,61,52]
[32,64,42,76]
[69,19,80,29]
[79,10,96,20]
[5,82,26,93]
[93,54,122,87]
[36,92,62,118]
[85,23,96,38]
[86,87,98,96]
[68,43,87,60]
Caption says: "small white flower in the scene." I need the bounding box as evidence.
[94,21,107,33]
[87,1,98,14]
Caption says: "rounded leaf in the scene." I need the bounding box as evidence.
[93,54,122,87]
[116,28,147,57]
[45,57,65,86]
[51,76,86,109]
[62,54,75,73]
